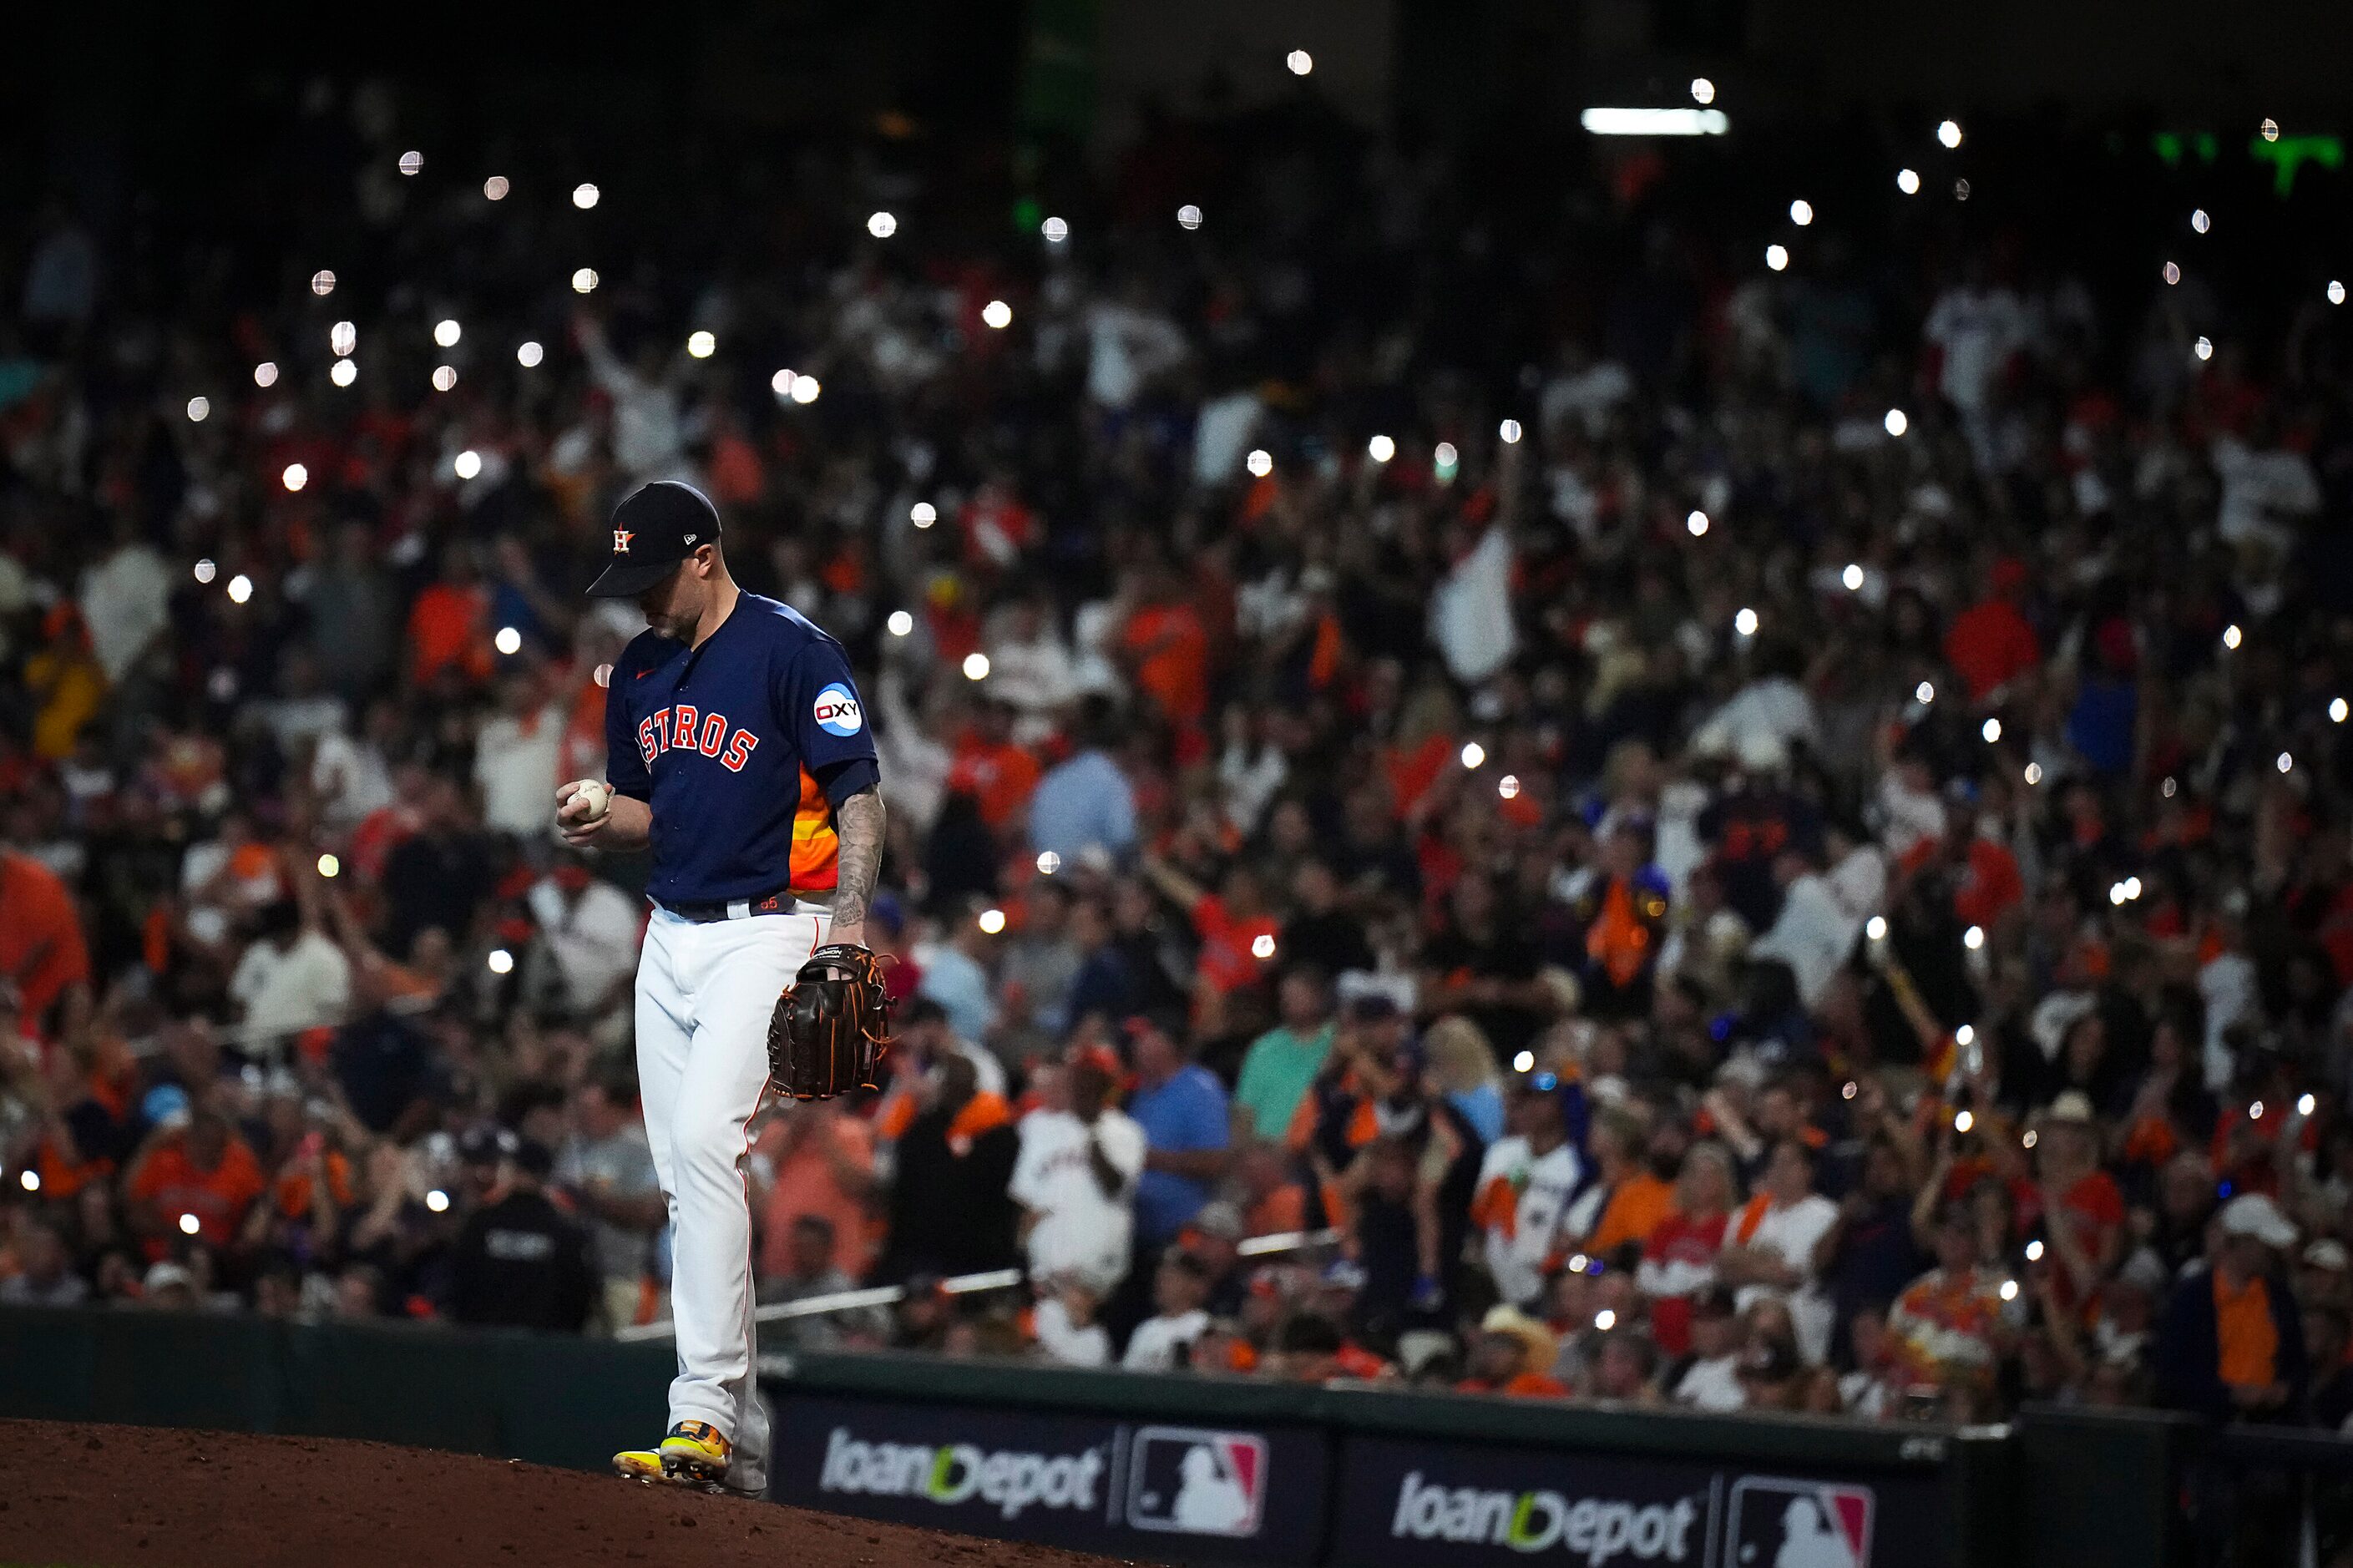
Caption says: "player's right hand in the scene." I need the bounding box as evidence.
[554,780,608,845]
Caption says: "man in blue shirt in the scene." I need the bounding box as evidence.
[914,913,998,1045]
[1028,698,1136,866]
[1124,1014,1231,1247]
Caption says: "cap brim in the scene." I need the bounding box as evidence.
[586,556,681,598]
[2226,1216,2298,1247]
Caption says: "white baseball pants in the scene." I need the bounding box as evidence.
[635,899,828,1492]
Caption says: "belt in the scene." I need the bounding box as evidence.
[656,888,828,924]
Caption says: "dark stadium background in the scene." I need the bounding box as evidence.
[5,3,2353,1566]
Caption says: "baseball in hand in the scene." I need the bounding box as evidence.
[569,779,611,823]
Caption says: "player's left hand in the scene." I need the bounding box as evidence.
[767,943,893,1101]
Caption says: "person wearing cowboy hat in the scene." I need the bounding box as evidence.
[1456,1304,1568,1399]
[2031,1090,2124,1305]
[2154,1192,2308,1424]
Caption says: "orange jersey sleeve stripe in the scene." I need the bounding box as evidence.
[788,765,841,888]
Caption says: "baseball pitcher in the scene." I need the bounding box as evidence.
[555,481,890,1492]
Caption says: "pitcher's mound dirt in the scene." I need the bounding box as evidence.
[0,1420,1129,1568]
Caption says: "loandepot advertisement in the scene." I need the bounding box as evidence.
[1386,1470,1706,1561]
[772,1387,1946,1566]
[1333,1434,1930,1568]
[770,1392,1328,1563]
[817,1424,1111,1520]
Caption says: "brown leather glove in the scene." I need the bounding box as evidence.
[766,943,893,1100]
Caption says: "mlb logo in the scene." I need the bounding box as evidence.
[1124,1426,1267,1537]
[1723,1476,1873,1568]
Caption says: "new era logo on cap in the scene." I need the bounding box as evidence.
[587,482,724,598]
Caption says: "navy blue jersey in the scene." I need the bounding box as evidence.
[604,593,880,906]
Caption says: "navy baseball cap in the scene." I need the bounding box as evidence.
[586,482,723,597]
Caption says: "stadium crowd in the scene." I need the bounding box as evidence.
[7,78,2353,1439]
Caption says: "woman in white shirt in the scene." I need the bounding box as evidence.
[1716,1137,1840,1363]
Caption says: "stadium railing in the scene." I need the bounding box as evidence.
[613,1226,1348,1343]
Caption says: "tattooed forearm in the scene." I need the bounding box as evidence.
[830,787,886,938]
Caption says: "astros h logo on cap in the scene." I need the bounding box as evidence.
[586,482,723,598]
